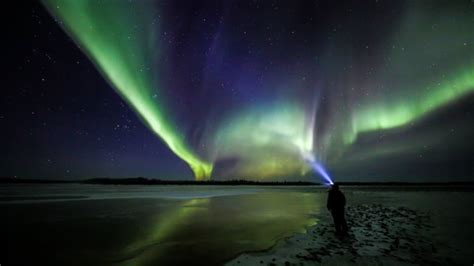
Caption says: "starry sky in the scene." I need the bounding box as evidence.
[2,0,473,181]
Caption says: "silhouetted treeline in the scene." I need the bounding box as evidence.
[1,177,473,186]
[82,177,318,186]
[336,181,474,186]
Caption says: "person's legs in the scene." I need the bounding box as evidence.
[340,209,348,234]
[331,210,342,234]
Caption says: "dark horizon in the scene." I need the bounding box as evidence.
[2,176,474,186]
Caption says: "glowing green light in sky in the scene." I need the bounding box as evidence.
[213,103,314,178]
[41,0,473,180]
[42,0,212,179]
[345,68,474,144]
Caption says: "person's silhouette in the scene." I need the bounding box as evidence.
[327,183,348,235]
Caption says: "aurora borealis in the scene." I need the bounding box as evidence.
[2,0,473,181]
[41,0,213,180]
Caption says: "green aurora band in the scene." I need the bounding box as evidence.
[346,68,474,144]
[42,0,212,180]
[344,1,474,144]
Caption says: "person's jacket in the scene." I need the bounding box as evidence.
[327,189,346,211]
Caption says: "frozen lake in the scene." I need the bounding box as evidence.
[2,184,474,265]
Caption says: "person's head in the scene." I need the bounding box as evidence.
[331,183,339,191]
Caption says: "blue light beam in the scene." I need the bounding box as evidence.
[311,161,334,185]
[302,153,334,185]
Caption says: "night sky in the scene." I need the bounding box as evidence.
[2,0,473,181]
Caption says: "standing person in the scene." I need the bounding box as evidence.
[327,183,348,235]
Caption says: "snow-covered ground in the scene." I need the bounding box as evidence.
[227,188,474,266]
